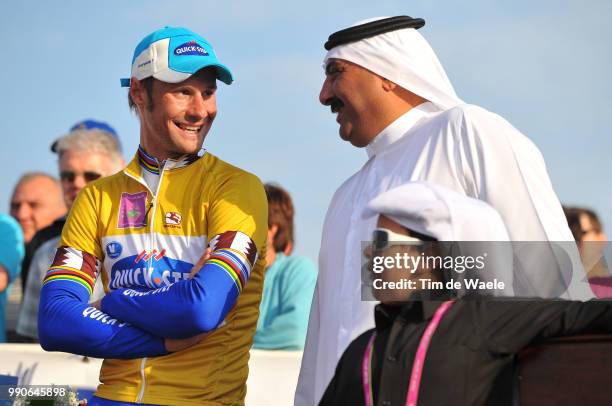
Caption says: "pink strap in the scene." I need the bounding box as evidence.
[362,332,377,406]
[405,300,455,406]
[361,300,455,406]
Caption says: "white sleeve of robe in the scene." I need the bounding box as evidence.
[429,105,593,299]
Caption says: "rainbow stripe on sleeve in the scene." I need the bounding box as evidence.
[43,246,100,296]
[206,231,258,293]
[208,249,250,292]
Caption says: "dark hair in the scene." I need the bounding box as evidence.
[127,77,155,112]
[265,183,295,254]
[563,205,603,242]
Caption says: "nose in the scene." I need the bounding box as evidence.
[319,77,333,106]
[186,93,208,121]
[15,203,32,221]
[73,174,87,191]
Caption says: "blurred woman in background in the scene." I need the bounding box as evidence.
[253,183,317,350]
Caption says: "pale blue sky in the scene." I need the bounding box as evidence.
[1,1,610,262]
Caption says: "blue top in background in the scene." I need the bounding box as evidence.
[253,253,317,350]
[0,214,24,343]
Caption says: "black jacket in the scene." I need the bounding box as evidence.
[319,293,612,406]
[21,217,65,294]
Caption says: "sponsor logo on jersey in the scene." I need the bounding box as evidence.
[165,211,182,226]
[109,249,192,290]
[174,41,209,56]
[105,241,123,259]
[82,307,126,327]
[118,191,148,228]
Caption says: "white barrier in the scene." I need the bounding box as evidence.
[0,344,302,405]
[246,350,303,406]
[0,344,103,388]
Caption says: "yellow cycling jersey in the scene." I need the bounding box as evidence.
[60,148,268,405]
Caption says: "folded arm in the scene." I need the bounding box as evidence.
[101,231,258,339]
[38,246,168,359]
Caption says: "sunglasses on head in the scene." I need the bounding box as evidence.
[60,170,102,183]
[372,228,422,252]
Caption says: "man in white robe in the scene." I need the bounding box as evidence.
[294,16,593,406]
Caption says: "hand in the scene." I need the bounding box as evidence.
[90,299,101,310]
[189,247,213,278]
[164,332,208,352]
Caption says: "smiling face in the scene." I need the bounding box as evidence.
[131,68,218,161]
[319,58,389,148]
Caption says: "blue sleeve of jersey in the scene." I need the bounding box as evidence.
[39,276,168,359]
[100,258,241,339]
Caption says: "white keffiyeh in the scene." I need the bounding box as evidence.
[324,17,463,110]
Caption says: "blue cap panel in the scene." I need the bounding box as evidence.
[131,27,204,64]
[167,35,233,84]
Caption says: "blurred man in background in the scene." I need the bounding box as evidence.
[19,120,121,296]
[564,206,610,298]
[9,173,66,247]
[10,173,66,300]
[564,206,608,276]
[17,125,124,340]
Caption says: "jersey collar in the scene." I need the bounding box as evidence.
[124,145,204,180]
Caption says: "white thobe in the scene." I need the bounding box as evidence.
[294,101,593,405]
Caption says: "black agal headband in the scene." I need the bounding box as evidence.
[324,16,425,51]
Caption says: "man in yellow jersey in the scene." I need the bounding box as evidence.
[38,26,268,406]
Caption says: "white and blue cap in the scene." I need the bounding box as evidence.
[120,26,233,87]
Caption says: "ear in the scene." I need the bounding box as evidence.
[268,224,279,240]
[130,77,148,110]
[283,241,293,256]
[381,77,398,92]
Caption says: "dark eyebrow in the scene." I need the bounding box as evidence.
[325,61,341,75]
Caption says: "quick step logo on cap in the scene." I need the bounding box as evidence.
[174,40,209,56]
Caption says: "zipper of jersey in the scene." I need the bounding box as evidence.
[135,160,167,404]
[123,170,153,403]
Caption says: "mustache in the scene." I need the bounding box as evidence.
[324,97,344,113]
